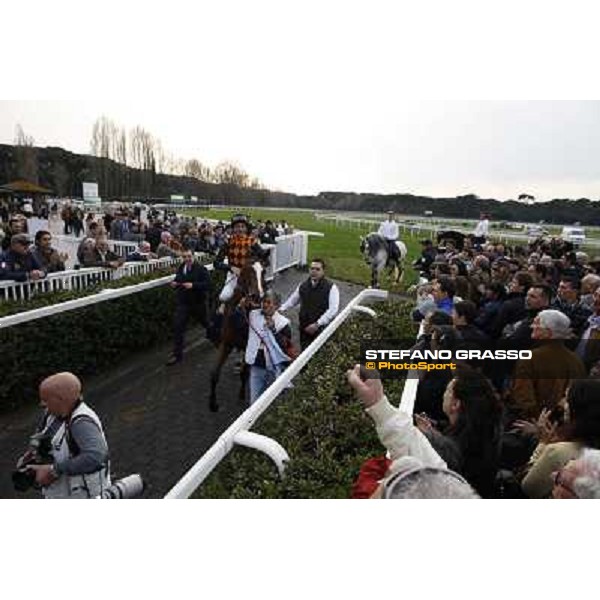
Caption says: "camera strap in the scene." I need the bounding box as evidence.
[42,415,64,441]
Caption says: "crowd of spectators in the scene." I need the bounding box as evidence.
[1,198,294,286]
[350,230,600,499]
[368,230,600,498]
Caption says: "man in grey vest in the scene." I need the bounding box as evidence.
[280,258,340,350]
[19,372,110,499]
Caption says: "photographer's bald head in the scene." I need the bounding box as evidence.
[39,372,82,417]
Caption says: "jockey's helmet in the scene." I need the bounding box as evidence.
[231,214,249,226]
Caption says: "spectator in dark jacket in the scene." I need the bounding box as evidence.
[552,276,592,337]
[414,323,460,423]
[416,367,504,498]
[145,220,164,252]
[475,282,506,336]
[31,230,66,273]
[413,239,437,276]
[166,249,212,365]
[1,216,27,251]
[452,300,490,346]
[490,271,533,338]
[504,284,552,348]
[259,220,279,244]
[0,234,45,281]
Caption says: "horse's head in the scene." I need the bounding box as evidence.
[361,233,379,265]
[360,235,368,261]
[237,263,262,296]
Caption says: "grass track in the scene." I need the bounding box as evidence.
[185,207,422,288]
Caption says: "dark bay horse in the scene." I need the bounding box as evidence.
[360,232,408,288]
[207,261,266,412]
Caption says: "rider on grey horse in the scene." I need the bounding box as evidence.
[378,210,400,264]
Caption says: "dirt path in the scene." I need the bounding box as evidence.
[0,270,364,498]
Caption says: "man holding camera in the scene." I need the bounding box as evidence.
[15,372,111,499]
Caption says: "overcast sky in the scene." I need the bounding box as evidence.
[2,100,599,201]
[2,3,600,202]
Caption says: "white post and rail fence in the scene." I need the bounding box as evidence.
[2,228,425,499]
[0,231,320,305]
[164,288,390,499]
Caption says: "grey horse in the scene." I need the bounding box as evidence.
[360,232,408,288]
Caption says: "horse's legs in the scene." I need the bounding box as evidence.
[239,361,249,402]
[371,265,379,288]
[392,258,405,284]
[209,343,232,412]
[397,262,405,284]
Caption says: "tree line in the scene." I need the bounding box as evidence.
[3,121,600,225]
[89,116,261,188]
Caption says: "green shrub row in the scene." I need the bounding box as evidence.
[0,255,219,319]
[0,268,178,318]
[196,300,417,499]
[0,268,226,413]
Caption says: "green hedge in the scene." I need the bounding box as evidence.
[0,268,177,318]
[0,255,229,318]
[196,300,417,498]
[0,268,226,413]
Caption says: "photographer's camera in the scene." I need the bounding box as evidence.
[12,432,54,492]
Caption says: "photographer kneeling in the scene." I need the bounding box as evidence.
[14,372,110,499]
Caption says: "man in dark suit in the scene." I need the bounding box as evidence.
[167,249,212,365]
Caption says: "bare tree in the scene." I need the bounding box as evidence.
[14,123,38,182]
[170,157,187,176]
[153,139,167,174]
[90,116,117,159]
[88,114,262,196]
[129,125,156,171]
[184,158,212,181]
[14,124,35,147]
[116,127,127,165]
[213,161,250,187]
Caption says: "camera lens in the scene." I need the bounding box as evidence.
[12,469,36,492]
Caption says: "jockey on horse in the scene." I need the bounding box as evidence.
[361,210,407,288]
[208,214,268,412]
[214,214,266,313]
[378,210,400,265]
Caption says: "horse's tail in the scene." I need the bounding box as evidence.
[396,241,408,261]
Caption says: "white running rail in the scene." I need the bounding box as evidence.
[0,230,321,327]
[0,258,179,303]
[164,288,389,499]
[0,230,317,302]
